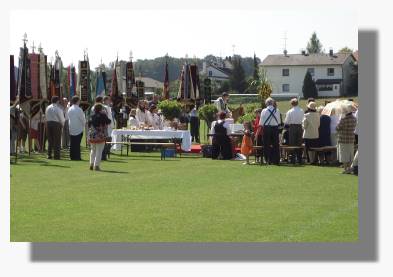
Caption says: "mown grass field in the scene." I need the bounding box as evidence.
[10,148,358,242]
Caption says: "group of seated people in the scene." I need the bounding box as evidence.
[128,100,163,129]
[209,96,359,174]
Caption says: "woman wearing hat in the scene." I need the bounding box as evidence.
[302,101,320,164]
[336,104,357,173]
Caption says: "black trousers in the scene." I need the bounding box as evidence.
[211,135,232,160]
[263,126,280,164]
[47,121,62,159]
[190,117,200,142]
[288,124,303,163]
[70,132,83,160]
[102,137,112,160]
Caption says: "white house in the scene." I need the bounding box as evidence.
[200,59,232,86]
[261,50,356,98]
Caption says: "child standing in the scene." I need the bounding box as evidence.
[241,121,254,165]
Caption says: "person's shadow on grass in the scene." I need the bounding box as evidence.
[98,169,129,174]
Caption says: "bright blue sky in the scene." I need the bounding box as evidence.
[10,9,357,68]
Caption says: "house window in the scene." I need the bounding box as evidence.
[307,68,315,76]
[282,84,290,92]
[282,69,289,76]
[327,68,335,76]
[208,70,212,77]
[317,84,333,91]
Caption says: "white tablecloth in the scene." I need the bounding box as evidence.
[229,123,244,133]
[111,129,192,151]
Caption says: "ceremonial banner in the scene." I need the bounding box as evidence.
[177,63,200,100]
[39,53,47,99]
[126,61,135,98]
[189,64,200,100]
[95,69,106,97]
[67,65,77,99]
[10,55,16,102]
[29,53,40,99]
[135,80,145,99]
[17,46,32,103]
[163,60,169,100]
[49,64,56,100]
[78,60,90,103]
[54,56,63,98]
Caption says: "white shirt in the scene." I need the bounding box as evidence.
[284,106,304,125]
[105,105,115,133]
[136,109,148,125]
[45,103,65,125]
[210,120,231,136]
[259,105,282,126]
[128,116,139,128]
[147,111,163,129]
[215,97,230,114]
[67,104,86,136]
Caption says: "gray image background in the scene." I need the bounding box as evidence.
[29,30,378,262]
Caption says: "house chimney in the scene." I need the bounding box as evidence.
[329,48,334,56]
[283,49,288,57]
[301,49,306,55]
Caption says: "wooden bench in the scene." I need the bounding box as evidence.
[252,145,264,165]
[280,145,305,164]
[309,146,337,153]
[105,141,177,160]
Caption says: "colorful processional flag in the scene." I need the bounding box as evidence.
[77,58,90,104]
[17,44,31,104]
[163,60,169,100]
[29,52,40,100]
[95,67,106,97]
[177,63,200,100]
[68,64,77,99]
[39,52,48,100]
[49,53,63,100]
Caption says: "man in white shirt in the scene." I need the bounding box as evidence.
[136,100,148,126]
[284,98,304,163]
[214,92,231,116]
[45,96,65,159]
[259,97,282,165]
[67,96,86,160]
[147,104,162,130]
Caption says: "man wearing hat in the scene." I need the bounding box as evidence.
[215,92,231,116]
[302,101,320,164]
[284,98,304,164]
[259,97,282,165]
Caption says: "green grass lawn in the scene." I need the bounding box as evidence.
[10,148,358,242]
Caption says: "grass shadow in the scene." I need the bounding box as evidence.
[40,164,71,168]
[98,169,129,174]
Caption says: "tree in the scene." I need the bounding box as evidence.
[338,47,353,54]
[253,53,259,80]
[250,67,273,108]
[302,71,318,99]
[306,32,323,54]
[229,56,247,93]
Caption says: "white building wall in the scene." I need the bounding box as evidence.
[263,64,343,98]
